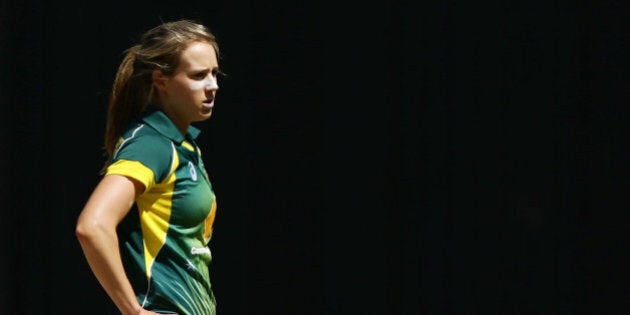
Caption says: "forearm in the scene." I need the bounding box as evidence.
[77,224,142,315]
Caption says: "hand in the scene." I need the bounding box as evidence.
[138,309,174,315]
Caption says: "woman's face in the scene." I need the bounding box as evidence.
[154,41,220,132]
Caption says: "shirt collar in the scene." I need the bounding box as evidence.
[140,105,201,144]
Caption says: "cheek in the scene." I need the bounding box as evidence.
[189,81,206,91]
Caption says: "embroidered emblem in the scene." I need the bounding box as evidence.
[189,161,197,181]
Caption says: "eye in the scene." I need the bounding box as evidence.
[193,72,207,80]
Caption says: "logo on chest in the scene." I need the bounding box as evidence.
[188,161,198,181]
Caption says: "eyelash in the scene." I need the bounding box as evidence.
[214,69,227,77]
[195,70,226,79]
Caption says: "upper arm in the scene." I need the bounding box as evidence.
[77,174,144,229]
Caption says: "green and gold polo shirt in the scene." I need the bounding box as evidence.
[106,106,217,315]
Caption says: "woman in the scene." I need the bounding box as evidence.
[76,19,222,315]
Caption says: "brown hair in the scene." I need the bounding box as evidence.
[101,19,220,173]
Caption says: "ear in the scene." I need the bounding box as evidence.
[152,70,168,91]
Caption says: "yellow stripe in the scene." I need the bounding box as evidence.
[136,144,179,278]
[182,140,195,151]
[204,199,217,243]
[106,160,155,190]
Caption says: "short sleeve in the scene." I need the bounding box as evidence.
[111,130,174,184]
[106,159,156,190]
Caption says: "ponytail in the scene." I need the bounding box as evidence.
[101,45,151,174]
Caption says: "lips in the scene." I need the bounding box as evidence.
[202,99,214,109]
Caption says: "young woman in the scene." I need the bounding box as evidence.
[76,19,223,315]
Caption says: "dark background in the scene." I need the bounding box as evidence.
[1,0,629,314]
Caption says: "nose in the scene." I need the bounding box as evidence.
[205,76,218,91]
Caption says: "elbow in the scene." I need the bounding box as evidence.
[75,216,105,244]
[75,219,92,243]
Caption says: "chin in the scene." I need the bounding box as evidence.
[197,110,213,121]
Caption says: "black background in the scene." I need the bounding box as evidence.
[1,1,629,314]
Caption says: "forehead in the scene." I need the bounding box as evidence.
[178,41,218,70]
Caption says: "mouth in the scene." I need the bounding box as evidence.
[202,98,214,109]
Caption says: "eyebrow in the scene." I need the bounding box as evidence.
[189,66,218,72]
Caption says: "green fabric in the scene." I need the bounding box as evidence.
[109,106,217,315]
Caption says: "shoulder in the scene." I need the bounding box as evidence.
[115,123,172,157]
[113,123,175,179]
